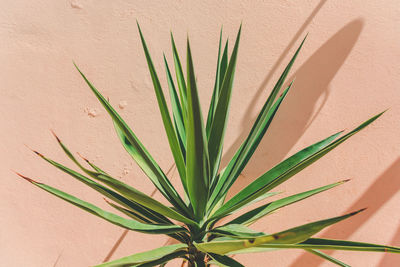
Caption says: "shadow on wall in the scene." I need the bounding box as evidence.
[100,1,332,262]
[378,221,400,266]
[291,158,400,267]
[100,1,370,263]
[223,19,364,199]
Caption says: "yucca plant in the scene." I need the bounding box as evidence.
[17,23,399,267]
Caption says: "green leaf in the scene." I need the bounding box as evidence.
[137,23,187,195]
[81,167,196,226]
[301,238,400,253]
[171,32,187,119]
[210,224,265,239]
[239,191,281,210]
[205,28,222,138]
[218,39,229,93]
[76,152,108,175]
[209,227,350,266]
[259,35,307,120]
[164,55,186,157]
[112,120,180,212]
[33,142,191,245]
[94,244,187,267]
[208,24,241,181]
[48,132,179,223]
[104,199,188,243]
[208,191,280,224]
[227,179,349,226]
[206,28,228,137]
[208,36,307,212]
[208,253,244,267]
[103,199,153,224]
[232,238,400,255]
[30,141,172,225]
[196,209,365,254]
[207,82,294,214]
[33,137,196,226]
[212,111,383,220]
[15,172,185,235]
[186,37,210,220]
[307,249,350,267]
[74,64,190,217]
[136,251,186,267]
[114,119,191,218]
[210,229,350,266]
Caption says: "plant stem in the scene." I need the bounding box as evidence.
[188,251,206,267]
[188,258,206,267]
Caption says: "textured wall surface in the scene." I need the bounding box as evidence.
[1,1,399,266]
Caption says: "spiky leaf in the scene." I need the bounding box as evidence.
[186,38,210,220]
[137,23,187,188]
[16,173,185,235]
[196,209,365,254]
[95,244,188,267]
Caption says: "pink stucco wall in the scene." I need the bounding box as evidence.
[1,1,399,266]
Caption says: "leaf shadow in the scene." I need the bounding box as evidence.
[101,1,370,263]
[378,223,400,267]
[222,19,364,200]
[291,158,400,267]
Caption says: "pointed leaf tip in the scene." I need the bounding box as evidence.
[136,20,141,30]
[279,80,295,97]
[76,152,89,163]
[380,109,388,116]
[24,144,44,158]
[13,171,40,184]
[103,197,112,204]
[50,129,61,143]
[33,150,44,157]
[350,208,367,216]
